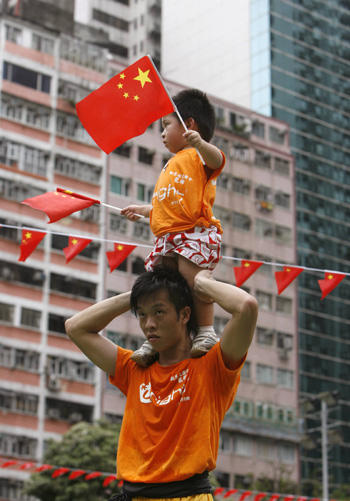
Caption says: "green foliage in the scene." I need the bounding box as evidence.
[23,419,120,501]
[331,484,350,501]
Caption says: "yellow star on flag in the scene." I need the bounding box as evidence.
[72,239,78,245]
[286,268,291,272]
[117,83,123,89]
[244,262,250,267]
[123,92,129,99]
[119,73,125,80]
[327,274,333,280]
[134,95,140,101]
[134,67,152,88]
[117,245,124,251]
[25,232,32,239]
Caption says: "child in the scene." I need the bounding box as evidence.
[121,89,225,367]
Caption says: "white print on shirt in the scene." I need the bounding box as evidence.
[139,370,190,406]
[153,184,184,203]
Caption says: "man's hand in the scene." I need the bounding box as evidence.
[120,204,151,221]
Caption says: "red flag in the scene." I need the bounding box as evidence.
[18,229,46,262]
[239,491,252,501]
[52,467,70,478]
[318,272,346,300]
[35,464,52,472]
[213,488,225,496]
[106,243,136,273]
[85,471,102,480]
[275,266,304,294]
[22,188,99,224]
[233,260,263,287]
[68,470,86,480]
[63,236,92,263]
[268,496,280,501]
[76,55,175,154]
[19,462,35,469]
[103,475,117,488]
[224,489,238,498]
[1,460,18,468]
[255,494,267,501]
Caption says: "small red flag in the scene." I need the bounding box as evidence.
[85,471,102,481]
[103,475,117,488]
[268,496,280,501]
[318,272,346,300]
[106,243,136,273]
[233,260,263,287]
[76,55,175,154]
[254,494,267,501]
[275,266,304,294]
[68,470,86,480]
[22,188,99,224]
[18,229,46,262]
[1,460,18,468]
[35,464,52,472]
[19,462,35,469]
[224,489,238,498]
[52,467,70,478]
[239,491,252,501]
[213,488,225,496]
[63,236,92,263]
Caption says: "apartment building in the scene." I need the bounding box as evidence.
[0,13,297,498]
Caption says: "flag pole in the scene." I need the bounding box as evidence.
[147,55,205,165]
[100,202,144,218]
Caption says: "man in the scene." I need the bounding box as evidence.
[65,266,258,500]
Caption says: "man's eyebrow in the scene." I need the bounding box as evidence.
[137,302,167,311]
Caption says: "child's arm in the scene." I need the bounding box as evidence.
[120,204,151,221]
[183,130,223,170]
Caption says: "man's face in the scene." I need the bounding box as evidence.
[136,290,188,353]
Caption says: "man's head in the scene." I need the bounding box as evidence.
[172,89,216,143]
[130,266,198,336]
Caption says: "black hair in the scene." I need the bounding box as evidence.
[130,266,198,336]
[172,88,216,142]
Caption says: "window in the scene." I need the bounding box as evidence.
[48,313,67,334]
[3,62,51,93]
[255,219,273,238]
[138,147,154,165]
[133,222,151,240]
[0,390,38,415]
[233,435,253,456]
[137,183,153,203]
[275,225,292,245]
[93,9,129,31]
[255,184,273,202]
[110,213,128,234]
[232,212,251,231]
[60,36,107,73]
[56,113,92,143]
[231,143,250,162]
[233,177,250,196]
[50,273,97,300]
[277,332,293,350]
[252,121,265,138]
[48,356,95,382]
[132,257,146,275]
[5,24,22,44]
[256,327,274,346]
[241,361,251,379]
[276,297,292,315]
[21,308,41,329]
[277,369,294,389]
[278,443,295,463]
[216,173,231,190]
[219,430,232,452]
[0,260,45,287]
[0,432,37,458]
[213,206,231,227]
[275,157,290,176]
[257,439,275,460]
[46,398,93,422]
[113,143,132,158]
[55,155,101,184]
[1,94,23,120]
[233,248,252,260]
[269,126,285,145]
[32,33,54,54]
[255,150,271,169]
[110,175,130,196]
[0,302,14,323]
[256,364,274,384]
[256,291,273,311]
[275,191,291,209]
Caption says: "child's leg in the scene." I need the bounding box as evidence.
[177,256,219,357]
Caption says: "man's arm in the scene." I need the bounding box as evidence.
[65,292,131,376]
[194,270,258,367]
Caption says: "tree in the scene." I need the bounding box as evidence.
[24,419,120,501]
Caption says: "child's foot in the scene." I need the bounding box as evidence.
[131,341,158,367]
[190,329,219,358]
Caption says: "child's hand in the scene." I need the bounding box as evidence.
[183,130,203,149]
[120,205,147,221]
[194,269,215,303]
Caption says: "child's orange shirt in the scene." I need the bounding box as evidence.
[109,342,245,483]
[150,148,225,237]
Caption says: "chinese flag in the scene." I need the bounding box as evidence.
[318,272,346,300]
[76,55,175,154]
[106,243,136,273]
[275,266,304,294]
[68,470,86,480]
[51,467,69,478]
[22,188,99,224]
[233,260,263,287]
[18,229,46,262]
[63,236,92,263]
[103,475,117,488]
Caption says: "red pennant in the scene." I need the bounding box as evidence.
[283,496,294,501]
[106,243,136,273]
[35,464,52,472]
[318,272,346,300]
[255,494,267,501]
[214,488,225,496]
[103,475,117,488]
[76,55,175,154]
[1,460,18,468]
[19,462,35,469]
[68,469,86,480]
[85,471,102,480]
[118,480,124,487]
[275,266,304,294]
[22,188,99,224]
[18,229,46,262]
[63,236,92,263]
[240,492,252,501]
[269,496,280,501]
[52,467,70,478]
[224,489,238,498]
[233,260,263,287]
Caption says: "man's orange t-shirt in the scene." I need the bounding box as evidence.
[150,148,225,237]
[109,342,244,483]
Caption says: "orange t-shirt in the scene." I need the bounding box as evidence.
[150,148,225,237]
[109,342,245,483]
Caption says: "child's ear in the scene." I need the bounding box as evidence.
[185,117,196,130]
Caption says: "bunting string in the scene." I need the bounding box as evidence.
[1,223,348,298]
[0,459,338,501]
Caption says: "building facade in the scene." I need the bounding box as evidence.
[162,0,350,490]
[0,10,298,499]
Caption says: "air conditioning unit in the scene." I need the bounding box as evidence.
[278,348,290,360]
[47,375,61,392]
[47,408,60,419]
[69,412,83,423]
